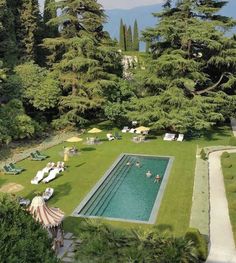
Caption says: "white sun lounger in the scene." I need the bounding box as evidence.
[163,133,176,141]
[129,128,136,133]
[107,133,115,141]
[31,170,45,184]
[42,187,54,201]
[42,167,64,183]
[177,134,184,142]
[121,126,129,133]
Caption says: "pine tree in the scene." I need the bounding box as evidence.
[126,0,236,133]
[119,19,125,51]
[133,19,139,51]
[43,0,121,129]
[126,26,133,51]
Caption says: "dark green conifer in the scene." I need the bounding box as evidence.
[119,19,125,51]
[126,26,133,51]
[133,19,139,51]
[43,0,58,38]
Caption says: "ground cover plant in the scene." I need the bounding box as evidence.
[221,152,236,243]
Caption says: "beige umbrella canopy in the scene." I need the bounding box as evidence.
[29,196,64,228]
[66,137,83,142]
[88,128,102,134]
[136,126,150,132]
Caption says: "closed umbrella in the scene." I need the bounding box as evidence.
[136,126,150,133]
[88,128,102,134]
[66,137,83,142]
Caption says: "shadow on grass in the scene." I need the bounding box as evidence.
[25,190,40,200]
[75,162,86,168]
[81,147,96,152]
[155,224,174,233]
[52,182,72,203]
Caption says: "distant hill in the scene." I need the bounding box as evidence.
[104,1,236,50]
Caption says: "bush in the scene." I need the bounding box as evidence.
[200,149,207,160]
[185,228,208,261]
[228,184,236,193]
[224,174,234,180]
[229,137,236,146]
[222,152,230,158]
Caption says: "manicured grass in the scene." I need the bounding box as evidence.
[0,124,232,236]
[221,153,236,243]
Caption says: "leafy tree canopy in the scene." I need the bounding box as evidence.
[0,195,58,263]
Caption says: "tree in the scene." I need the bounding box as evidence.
[133,19,139,51]
[126,0,236,133]
[43,0,58,38]
[15,0,42,62]
[126,25,133,51]
[0,0,19,66]
[43,0,121,129]
[0,195,58,263]
[119,19,125,51]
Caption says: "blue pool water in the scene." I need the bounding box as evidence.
[76,154,171,222]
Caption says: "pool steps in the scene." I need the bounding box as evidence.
[79,154,135,216]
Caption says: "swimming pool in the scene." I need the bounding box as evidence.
[73,154,173,223]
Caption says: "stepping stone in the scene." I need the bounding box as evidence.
[62,257,73,262]
[68,246,76,252]
[57,239,73,259]
[67,252,75,258]
[75,239,82,244]
[64,232,73,239]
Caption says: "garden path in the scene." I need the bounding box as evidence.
[207,150,236,263]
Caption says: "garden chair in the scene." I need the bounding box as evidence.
[163,133,176,141]
[30,152,45,161]
[114,132,122,140]
[31,170,45,184]
[2,165,19,175]
[42,187,54,201]
[35,150,48,159]
[9,163,24,173]
[107,133,115,141]
[177,134,184,142]
[42,167,64,183]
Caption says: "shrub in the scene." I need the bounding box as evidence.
[200,149,207,160]
[228,184,236,193]
[222,152,230,158]
[185,228,208,261]
[229,137,236,146]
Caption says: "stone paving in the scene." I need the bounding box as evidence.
[57,232,81,263]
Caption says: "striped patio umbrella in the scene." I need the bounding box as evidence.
[29,196,64,228]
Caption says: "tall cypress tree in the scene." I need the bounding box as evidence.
[133,19,139,51]
[16,0,42,62]
[0,0,19,66]
[43,0,121,128]
[126,25,133,51]
[43,0,58,38]
[119,19,125,51]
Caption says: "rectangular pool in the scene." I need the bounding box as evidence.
[72,154,173,223]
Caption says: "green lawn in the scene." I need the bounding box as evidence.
[0,124,232,236]
[221,153,236,243]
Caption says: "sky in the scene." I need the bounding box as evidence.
[99,0,164,10]
[39,0,164,12]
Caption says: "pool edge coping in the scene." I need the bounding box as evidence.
[71,153,174,224]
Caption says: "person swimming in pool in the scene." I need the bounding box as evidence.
[135,161,140,167]
[126,161,131,166]
[146,170,152,177]
[154,174,161,183]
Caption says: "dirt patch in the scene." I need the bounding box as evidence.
[0,183,24,193]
